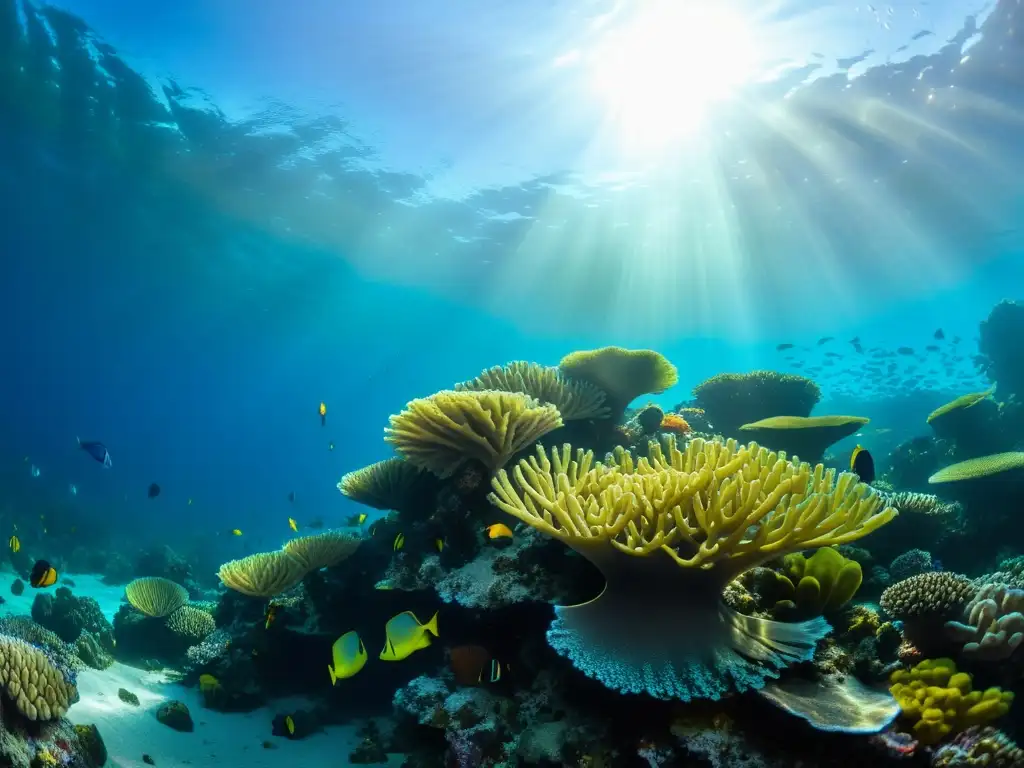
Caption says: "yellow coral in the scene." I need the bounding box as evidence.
[738,415,869,463]
[928,453,1024,484]
[926,386,996,424]
[558,346,678,413]
[337,457,428,511]
[890,658,1014,745]
[217,551,306,598]
[385,390,563,478]
[778,547,863,615]
[283,530,361,572]
[0,636,76,720]
[455,361,609,420]
[125,577,189,618]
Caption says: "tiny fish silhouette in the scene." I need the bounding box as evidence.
[776,343,794,351]
[77,437,112,468]
[817,336,834,345]
[934,328,945,340]
[147,483,160,499]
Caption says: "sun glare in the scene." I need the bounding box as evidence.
[589,2,761,150]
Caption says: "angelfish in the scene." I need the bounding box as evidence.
[77,437,112,468]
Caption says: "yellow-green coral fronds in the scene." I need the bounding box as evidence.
[926,386,996,424]
[338,457,427,511]
[929,453,1024,483]
[455,361,609,420]
[559,347,677,412]
[385,390,563,478]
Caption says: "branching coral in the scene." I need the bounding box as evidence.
[337,457,431,511]
[945,583,1024,660]
[385,390,563,478]
[124,577,189,618]
[487,437,896,701]
[455,361,609,420]
[691,370,821,437]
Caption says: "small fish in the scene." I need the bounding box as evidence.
[265,603,279,630]
[288,491,295,503]
[29,559,58,588]
[30,465,40,478]
[345,513,367,527]
[817,336,834,345]
[934,328,945,340]
[485,523,514,540]
[77,437,112,467]
[925,345,940,352]
[850,445,876,485]
[231,529,243,536]
[288,517,298,532]
[319,401,327,427]
[147,483,160,499]
[188,498,193,505]
[897,347,914,356]
[285,715,295,736]
[775,343,794,351]
[8,535,19,553]
[68,483,78,496]
[393,533,405,551]
[380,611,439,661]
[328,630,368,683]
[435,538,444,553]
[449,645,504,686]
[328,441,334,451]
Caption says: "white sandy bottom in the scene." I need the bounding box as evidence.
[69,663,405,768]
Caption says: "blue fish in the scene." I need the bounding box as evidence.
[77,437,112,468]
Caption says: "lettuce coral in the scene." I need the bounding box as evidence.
[776,547,862,616]
[889,658,1013,745]
[488,436,896,701]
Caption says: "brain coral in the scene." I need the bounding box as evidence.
[0,635,77,720]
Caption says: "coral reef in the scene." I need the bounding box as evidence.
[945,583,1024,660]
[691,370,821,438]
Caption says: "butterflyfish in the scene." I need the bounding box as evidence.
[485,523,514,540]
[8,535,19,553]
[380,611,439,662]
[77,437,112,467]
[393,533,405,551]
[850,445,876,484]
[319,402,327,426]
[147,483,160,499]
[29,560,58,588]
[328,630,367,684]
[288,517,298,532]
[285,715,296,736]
[449,644,504,686]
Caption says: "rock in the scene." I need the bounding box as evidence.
[142,755,155,765]
[118,688,140,706]
[74,724,108,768]
[155,701,193,733]
[11,579,24,596]
[32,587,114,644]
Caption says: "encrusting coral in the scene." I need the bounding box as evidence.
[385,390,563,478]
[889,658,1013,745]
[124,577,189,618]
[337,457,431,511]
[488,435,896,701]
[454,360,610,420]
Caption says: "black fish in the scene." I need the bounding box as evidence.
[897,347,914,356]
[77,437,112,468]
[850,445,875,484]
[934,328,945,340]
[817,337,834,345]
[29,559,58,588]
[849,337,864,354]
[147,483,160,499]
[776,343,794,351]
[926,345,940,352]
[288,491,295,503]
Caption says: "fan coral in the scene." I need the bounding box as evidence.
[455,360,609,420]
[488,437,896,701]
[385,390,563,478]
[124,577,189,618]
[337,457,431,511]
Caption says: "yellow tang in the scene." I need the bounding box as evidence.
[393,533,404,551]
[486,523,514,540]
[231,529,243,536]
[380,611,439,662]
[8,535,19,553]
[288,517,298,532]
[285,714,295,736]
[328,630,367,685]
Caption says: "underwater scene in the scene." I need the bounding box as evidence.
[3,0,1024,766]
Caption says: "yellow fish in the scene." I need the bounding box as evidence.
[285,714,295,736]
[328,630,368,684]
[231,529,243,536]
[8,535,19,553]
[393,533,405,551]
[380,611,439,661]
[288,517,298,533]
[435,538,444,553]
[358,513,367,525]
[486,523,514,540]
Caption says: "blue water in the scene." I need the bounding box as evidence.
[1,0,1020,591]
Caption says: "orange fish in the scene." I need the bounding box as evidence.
[485,523,514,540]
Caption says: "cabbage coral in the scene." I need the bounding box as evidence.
[488,437,896,701]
